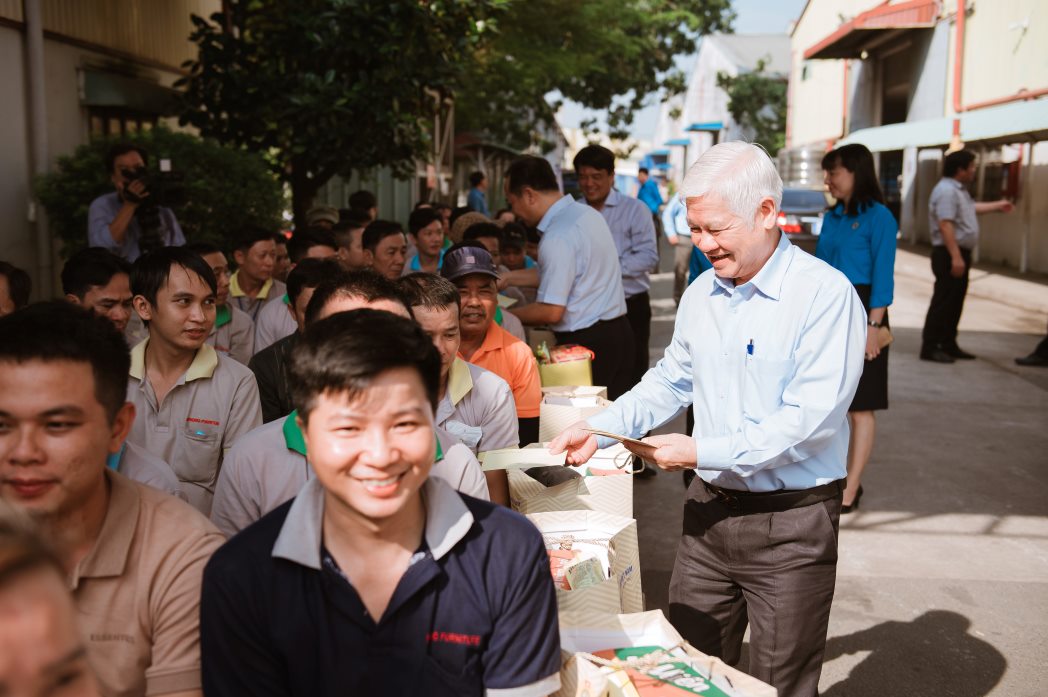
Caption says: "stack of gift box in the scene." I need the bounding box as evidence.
[480,382,777,697]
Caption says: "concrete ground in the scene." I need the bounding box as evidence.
[634,239,1048,696]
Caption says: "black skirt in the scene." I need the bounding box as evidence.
[851,284,888,412]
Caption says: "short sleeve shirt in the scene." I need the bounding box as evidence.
[536,195,627,332]
[436,359,519,455]
[929,177,979,249]
[200,477,560,696]
[229,271,287,321]
[87,192,185,261]
[463,323,542,419]
[73,470,224,697]
[125,340,262,514]
[208,304,256,364]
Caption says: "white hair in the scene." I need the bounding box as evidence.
[680,141,783,221]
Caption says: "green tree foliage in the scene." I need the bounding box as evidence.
[716,58,787,156]
[35,128,283,257]
[457,0,734,148]
[178,0,498,224]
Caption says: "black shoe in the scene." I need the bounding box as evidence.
[1015,353,1048,367]
[841,485,863,514]
[920,348,955,363]
[943,346,976,360]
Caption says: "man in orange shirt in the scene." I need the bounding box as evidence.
[440,243,542,445]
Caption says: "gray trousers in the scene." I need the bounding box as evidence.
[669,480,842,697]
[673,237,694,305]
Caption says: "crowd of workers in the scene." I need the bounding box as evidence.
[0,137,1041,697]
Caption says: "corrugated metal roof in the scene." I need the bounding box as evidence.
[706,33,791,76]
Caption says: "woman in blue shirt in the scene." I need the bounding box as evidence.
[816,143,897,513]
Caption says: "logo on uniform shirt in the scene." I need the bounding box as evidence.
[186,417,221,426]
[427,631,482,647]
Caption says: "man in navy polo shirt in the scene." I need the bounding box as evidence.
[200,309,561,696]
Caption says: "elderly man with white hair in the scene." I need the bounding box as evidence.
[551,141,867,697]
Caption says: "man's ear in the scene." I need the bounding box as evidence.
[65,293,82,306]
[363,249,375,268]
[233,249,246,267]
[756,197,778,232]
[132,295,153,322]
[108,402,136,454]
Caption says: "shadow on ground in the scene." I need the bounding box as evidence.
[820,610,1007,697]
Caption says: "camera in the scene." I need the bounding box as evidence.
[120,161,186,255]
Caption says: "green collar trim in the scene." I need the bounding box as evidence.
[495,306,503,326]
[215,304,232,328]
[282,409,445,462]
[283,293,290,305]
[283,410,307,456]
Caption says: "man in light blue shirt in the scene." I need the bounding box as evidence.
[87,143,185,261]
[504,156,633,398]
[575,145,658,386]
[662,192,698,304]
[466,171,491,217]
[551,142,866,697]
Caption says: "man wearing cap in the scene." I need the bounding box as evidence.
[440,243,542,445]
[504,156,634,399]
[305,205,339,230]
[575,145,659,386]
[210,285,488,537]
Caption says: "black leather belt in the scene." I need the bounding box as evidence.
[702,479,843,514]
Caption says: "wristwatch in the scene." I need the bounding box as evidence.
[868,320,882,328]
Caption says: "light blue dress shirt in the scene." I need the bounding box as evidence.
[580,189,658,298]
[588,233,867,492]
[816,201,897,309]
[536,195,627,333]
[87,191,185,261]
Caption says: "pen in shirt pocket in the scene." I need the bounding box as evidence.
[747,339,754,356]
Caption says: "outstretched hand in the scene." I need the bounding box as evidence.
[548,420,599,466]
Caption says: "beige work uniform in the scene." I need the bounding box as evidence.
[126,340,262,514]
[253,294,297,353]
[207,303,255,364]
[72,469,224,697]
[209,412,488,538]
[437,358,519,455]
[229,271,286,321]
[117,440,186,501]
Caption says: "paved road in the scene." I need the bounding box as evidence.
[634,239,1048,696]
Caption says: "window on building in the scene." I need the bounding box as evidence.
[87,107,158,138]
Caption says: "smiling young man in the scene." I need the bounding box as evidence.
[230,226,286,321]
[211,273,488,537]
[0,302,224,697]
[405,207,447,273]
[127,247,262,514]
[201,309,560,696]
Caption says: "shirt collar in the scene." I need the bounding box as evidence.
[282,412,307,456]
[128,339,218,382]
[215,304,232,328]
[447,357,473,406]
[230,270,274,300]
[536,194,575,233]
[272,472,469,570]
[711,232,792,301]
[72,470,139,585]
[469,322,509,362]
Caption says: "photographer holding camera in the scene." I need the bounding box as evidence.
[88,143,185,261]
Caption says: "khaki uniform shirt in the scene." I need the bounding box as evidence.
[72,470,224,696]
[229,272,286,321]
[207,304,255,364]
[253,295,297,353]
[116,440,185,501]
[437,358,519,455]
[126,340,262,514]
[210,413,488,538]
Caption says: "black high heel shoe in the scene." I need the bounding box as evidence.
[841,485,863,514]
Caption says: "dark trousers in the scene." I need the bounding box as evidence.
[555,315,635,400]
[669,481,842,697]
[922,246,972,351]
[625,292,652,386]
